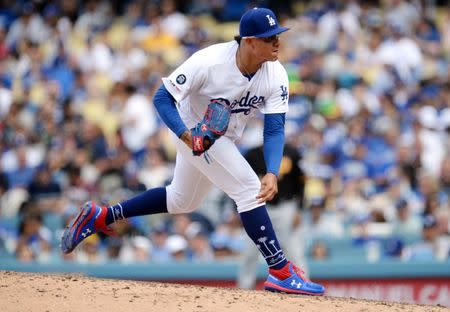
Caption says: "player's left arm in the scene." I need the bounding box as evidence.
[257,65,289,202]
[256,112,285,203]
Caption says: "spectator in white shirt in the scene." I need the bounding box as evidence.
[120,84,157,166]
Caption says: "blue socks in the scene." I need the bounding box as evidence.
[105,187,168,225]
[239,205,288,270]
[105,190,288,270]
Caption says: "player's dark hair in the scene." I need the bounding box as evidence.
[234,35,242,44]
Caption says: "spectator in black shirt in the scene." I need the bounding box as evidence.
[27,164,62,214]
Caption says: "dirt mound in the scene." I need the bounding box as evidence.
[0,271,446,312]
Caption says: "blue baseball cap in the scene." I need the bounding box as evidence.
[239,8,289,38]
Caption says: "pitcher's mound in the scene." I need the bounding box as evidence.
[0,271,446,312]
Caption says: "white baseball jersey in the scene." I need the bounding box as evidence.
[162,40,289,141]
[162,40,290,214]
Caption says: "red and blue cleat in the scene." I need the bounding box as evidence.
[264,261,325,295]
[61,201,113,254]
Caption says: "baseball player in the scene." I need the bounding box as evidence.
[61,7,325,296]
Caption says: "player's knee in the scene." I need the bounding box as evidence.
[166,186,199,214]
[233,183,262,213]
[236,199,265,213]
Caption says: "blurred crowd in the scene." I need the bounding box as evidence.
[0,0,450,265]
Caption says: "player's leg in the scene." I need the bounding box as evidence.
[238,202,298,289]
[61,150,213,254]
[240,203,322,295]
[267,200,309,278]
[106,151,213,220]
[181,136,324,295]
[61,185,171,254]
[182,137,288,267]
[165,153,213,214]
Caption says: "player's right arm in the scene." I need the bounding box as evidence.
[153,50,207,149]
[153,84,191,149]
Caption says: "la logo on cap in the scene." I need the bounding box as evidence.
[266,15,276,26]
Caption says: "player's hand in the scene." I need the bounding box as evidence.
[180,130,193,150]
[256,173,278,203]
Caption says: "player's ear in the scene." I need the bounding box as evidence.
[244,37,257,49]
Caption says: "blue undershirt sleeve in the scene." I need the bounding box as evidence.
[153,84,188,137]
[263,113,286,176]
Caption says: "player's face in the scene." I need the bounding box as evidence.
[254,35,280,62]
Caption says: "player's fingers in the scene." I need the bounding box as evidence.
[256,187,276,203]
[266,191,275,201]
[256,191,265,200]
[264,191,276,202]
[257,193,273,203]
[256,182,267,196]
[256,195,266,204]
[256,189,268,203]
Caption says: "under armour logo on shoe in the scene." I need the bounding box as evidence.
[266,15,276,26]
[81,229,92,237]
[291,279,302,289]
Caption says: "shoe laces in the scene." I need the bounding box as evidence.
[291,263,310,282]
[94,204,117,237]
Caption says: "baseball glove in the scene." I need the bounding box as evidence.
[191,98,231,156]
